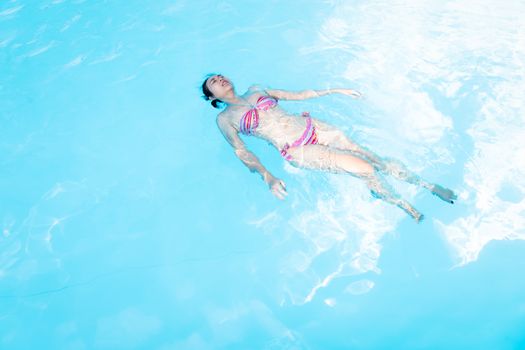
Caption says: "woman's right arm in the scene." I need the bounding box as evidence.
[216,114,288,200]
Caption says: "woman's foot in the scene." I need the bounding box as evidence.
[408,209,424,223]
[431,184,457,204]
[400,203,425,223]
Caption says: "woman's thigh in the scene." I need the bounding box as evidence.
[311,119,360,151]
[285,144,374,175]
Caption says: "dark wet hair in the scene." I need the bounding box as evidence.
[201,73,225,109]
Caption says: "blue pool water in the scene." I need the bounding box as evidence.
[1,0,525,349]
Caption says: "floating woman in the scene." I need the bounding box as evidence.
[201,73,457,223]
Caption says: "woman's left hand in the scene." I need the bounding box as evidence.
[333,88,362,99]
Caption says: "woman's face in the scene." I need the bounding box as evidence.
[206,74,233,99]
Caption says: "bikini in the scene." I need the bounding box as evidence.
[238,95,319,161]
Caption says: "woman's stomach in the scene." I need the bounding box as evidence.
[255,113,309,150]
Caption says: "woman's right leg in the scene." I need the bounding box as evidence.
[312,119,386,168]
[312,119,456,203]
[285,145,424,222]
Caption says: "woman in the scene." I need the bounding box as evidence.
[201,73,457,223]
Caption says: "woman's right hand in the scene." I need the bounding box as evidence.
[267,176,288,200]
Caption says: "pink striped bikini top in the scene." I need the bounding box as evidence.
[239,95,278,135]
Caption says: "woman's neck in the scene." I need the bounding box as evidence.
[221,93,250,106]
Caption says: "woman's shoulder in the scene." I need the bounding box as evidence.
[216,109,239,130]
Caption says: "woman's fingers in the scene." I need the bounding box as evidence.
[275,187,287,200]
[271,181,288,200]
[338,88,362,99]
[352,90,362,98]
[279,181,288,196]
[273,188,285,200]
[279,180,287,192]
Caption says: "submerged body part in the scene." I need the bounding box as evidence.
[204,76,456,221]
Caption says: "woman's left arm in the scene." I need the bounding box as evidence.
[265,88,361,101]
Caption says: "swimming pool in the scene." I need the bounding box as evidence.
[1,0,524,349]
